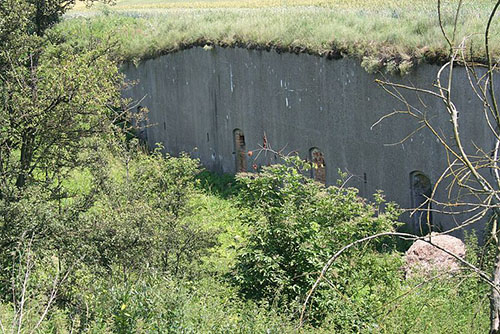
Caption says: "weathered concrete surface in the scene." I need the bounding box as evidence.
[122,47,499,239]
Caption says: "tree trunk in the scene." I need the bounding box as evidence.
[491,246,500,334]
[16,131,34,189]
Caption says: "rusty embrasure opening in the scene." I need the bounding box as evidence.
[410,171,433,235]
[234,129,247,173]
[309,147,326,184]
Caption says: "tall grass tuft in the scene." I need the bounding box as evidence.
[61,0,500,73]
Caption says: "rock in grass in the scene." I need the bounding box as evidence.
[404,234,465,278]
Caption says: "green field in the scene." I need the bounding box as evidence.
[64,0,499,73]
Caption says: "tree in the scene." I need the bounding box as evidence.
[0,0,121,196]
[0,0,128,296]
[0,0,128,268]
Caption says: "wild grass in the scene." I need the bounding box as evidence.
[72,0,485,11]
[62,0,500,72]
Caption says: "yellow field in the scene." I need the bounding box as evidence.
[72,0,470,11]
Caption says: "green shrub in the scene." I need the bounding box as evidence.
[233,156,403,329]
[76,146,220,276]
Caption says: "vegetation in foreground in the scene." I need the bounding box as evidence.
[0,0,495,332]
[61,0,500,74]
[0,146,492,333]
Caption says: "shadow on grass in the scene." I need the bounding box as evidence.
[196,170,241,199]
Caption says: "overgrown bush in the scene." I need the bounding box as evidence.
[66,145,222,277]
[233,156,403,329]
[0,147,242,332]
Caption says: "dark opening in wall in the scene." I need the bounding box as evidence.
[233,129,247,173]
[309,147,326,184]
[410,171,433,235]
[136,105,148,142]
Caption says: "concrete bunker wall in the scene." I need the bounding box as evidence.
[122,47,499,238]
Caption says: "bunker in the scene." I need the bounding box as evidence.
[122,46,500,238]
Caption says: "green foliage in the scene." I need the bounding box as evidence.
[196,170,240,198]
[464,221,498,272]
[233,156,402,328]
[0,235,77,334]
[82,274,310,333]
[0,159,493,333]
[0,149,246,331]
[0,3,495,330]
[185,192,247,275]
[0,39,123,196]
[79,146,219,275]
[0,0,126,204]
[0,174,107,297]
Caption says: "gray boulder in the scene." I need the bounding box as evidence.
[404,233,466,278]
